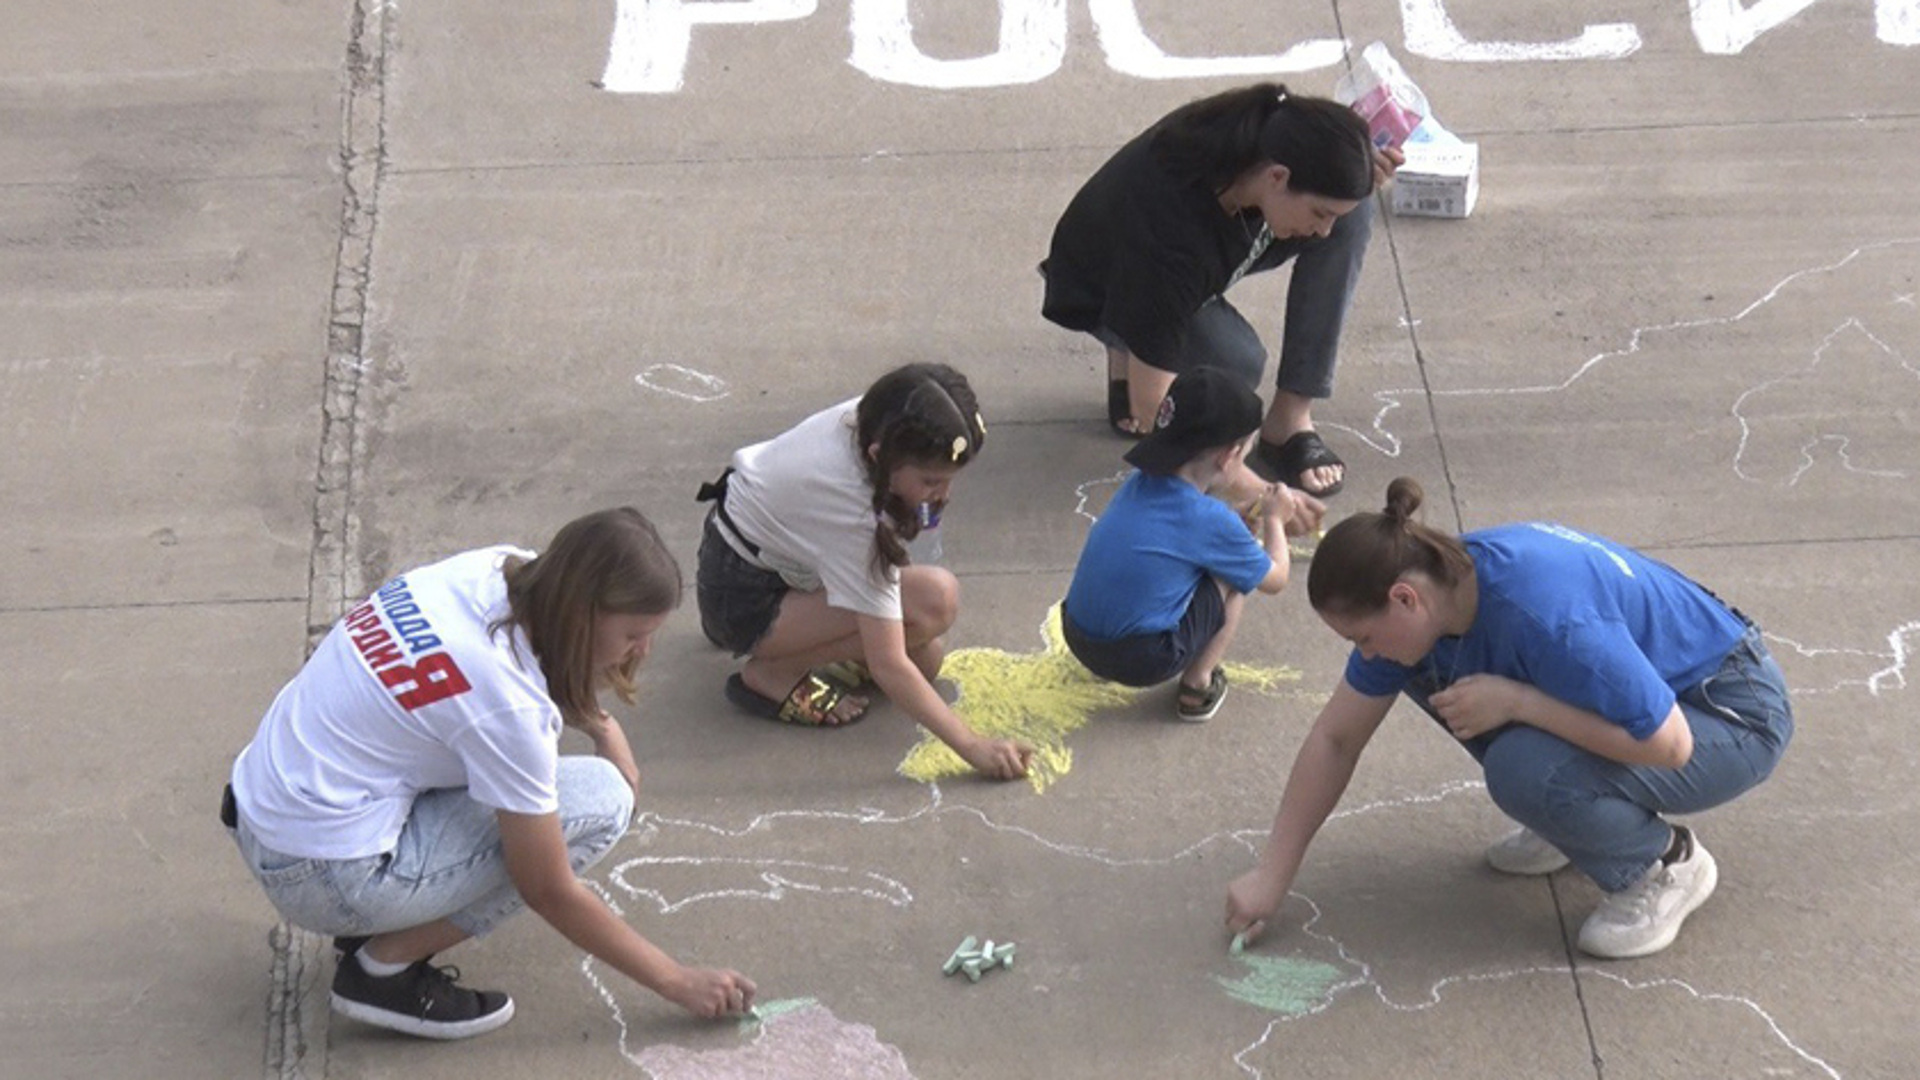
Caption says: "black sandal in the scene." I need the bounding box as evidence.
[1257,430,1345,498]
[725,671,869,727]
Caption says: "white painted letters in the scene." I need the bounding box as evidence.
[1689,0,1820,54]
[601,0,818,93]
[849,0,1066,88]
[601,0,1915,94]
[1399,0,1641,61]
[1882,0,1920,44]
[1086,0,1345,79]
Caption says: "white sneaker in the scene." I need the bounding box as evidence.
[1485,826,1571,876]
[1577,828,1718,959]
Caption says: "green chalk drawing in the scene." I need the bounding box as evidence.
[737,996,818,1033]
[1213,955,1347,1017]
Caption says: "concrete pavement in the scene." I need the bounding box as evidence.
[3,1,1916,1077]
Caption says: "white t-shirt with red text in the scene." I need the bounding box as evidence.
[232,546,562,860]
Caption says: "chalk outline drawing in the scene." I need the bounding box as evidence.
[635,362,730,402]
[572,775,1847,1077]
[1330,238,1920,487]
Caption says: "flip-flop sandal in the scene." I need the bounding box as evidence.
[1257,430,1345,498]
[1175,669,1229,722]
[725,671,869,727]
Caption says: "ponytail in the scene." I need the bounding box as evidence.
[854,364,986,578]
[1307,477,1472,616]
[1150,82,1375,201]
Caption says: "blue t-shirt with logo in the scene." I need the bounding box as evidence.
[1344,523,1746,740]
[1064,471,1272,640]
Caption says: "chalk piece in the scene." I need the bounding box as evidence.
[944,936,978,975]
[1230,932,1247,956]
[962,958,983,982]
[981,939,994,959]
[994,942,1016,960]
[746,1006,762,1021]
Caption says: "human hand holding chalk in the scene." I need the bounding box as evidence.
[1225,867,1284,947]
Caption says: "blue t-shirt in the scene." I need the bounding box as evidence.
[1344,523,1746,740]
[1063,471,1273,640]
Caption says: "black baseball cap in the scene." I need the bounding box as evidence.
[1124,367,1264,474]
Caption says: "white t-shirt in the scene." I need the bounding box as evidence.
[722,397,903,620]
[232,546,564,860]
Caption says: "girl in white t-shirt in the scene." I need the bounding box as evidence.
[696,363,1034,780]
[227,509,756,1040]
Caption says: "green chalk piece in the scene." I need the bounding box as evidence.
[746,1006,762,1021]
[1229,932,1247,956]
[994,942,1016,960]
[981,939,994,958]
[962,958,983,982]
[944,935,979,975]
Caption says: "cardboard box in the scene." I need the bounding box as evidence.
[1390,141,1480,219]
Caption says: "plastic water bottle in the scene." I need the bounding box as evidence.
[906,502,944,564]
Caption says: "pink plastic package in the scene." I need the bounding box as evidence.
[1334,42,1428,150]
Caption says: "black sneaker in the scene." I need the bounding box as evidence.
[332,935,369,958]
[330,951,515,1040]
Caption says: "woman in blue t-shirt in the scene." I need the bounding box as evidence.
[1225,478,1793,959]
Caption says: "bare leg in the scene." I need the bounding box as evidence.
[899,565,959,681]
[741,590,868,724]
[1259,389,1342,494]
[364,920,472,966]
[1125,352,1177,435]
[1180,582,1245,694]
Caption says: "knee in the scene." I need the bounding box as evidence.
[568,757,635,848]
[904,567,960,638]
[1480,730,1560,823]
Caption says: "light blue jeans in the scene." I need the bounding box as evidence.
[1405,625,1794,892]
[232,756,634,939]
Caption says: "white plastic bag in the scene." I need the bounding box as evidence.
[1333,42,1429,150]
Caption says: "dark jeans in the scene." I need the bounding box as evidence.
[1094,197,1373,400]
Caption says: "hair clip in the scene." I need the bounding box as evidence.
[951,435,969,461]
[974,412,986,438]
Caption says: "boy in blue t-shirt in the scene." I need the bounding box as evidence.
[1062,367,1320,720]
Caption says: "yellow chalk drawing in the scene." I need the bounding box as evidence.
[897,603,1302,792]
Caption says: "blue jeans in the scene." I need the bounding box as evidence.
[1405,626,1793,892]
[231,756,634,938]
[1093,197,1373,400]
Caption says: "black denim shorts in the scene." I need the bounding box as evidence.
[695,512,789,656]
[1062,579,1228,688]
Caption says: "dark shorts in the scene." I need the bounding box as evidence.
[695,512,788,656]
[1062,579,1228,688]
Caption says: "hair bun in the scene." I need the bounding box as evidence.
[1383,476,1425,523]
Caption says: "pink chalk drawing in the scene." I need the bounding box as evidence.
[635,1000,916,1079]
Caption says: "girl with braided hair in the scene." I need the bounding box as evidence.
[696,363,1033,780]
[1225,478,1793,958]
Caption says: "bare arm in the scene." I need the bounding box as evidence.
[1429,675,1693,769]
[580,710,640,801]
[497,811,755,1018]
[1225,680,1395,938]
[856,613,1034,780]
[1252,485,1294,595]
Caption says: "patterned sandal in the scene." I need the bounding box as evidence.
[725,671,869,727]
